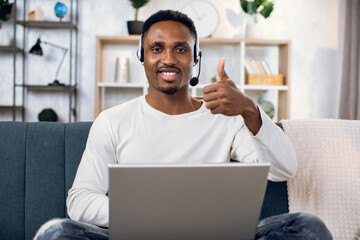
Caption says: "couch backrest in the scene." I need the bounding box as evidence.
[0,121,288,240]
[0,122,92,240]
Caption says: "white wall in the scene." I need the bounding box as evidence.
[0,0,344,121]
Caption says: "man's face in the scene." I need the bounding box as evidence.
[142,21,196,95]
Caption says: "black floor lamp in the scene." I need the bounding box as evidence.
[29,38,69,85]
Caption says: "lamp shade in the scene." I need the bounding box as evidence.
[29,38,43,56]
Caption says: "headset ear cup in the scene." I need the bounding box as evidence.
[194,36,200,61]
[137,35,144,62]
[140,48,144,62]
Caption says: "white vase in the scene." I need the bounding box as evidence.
[246,23,263,39]
[0,29,11,46]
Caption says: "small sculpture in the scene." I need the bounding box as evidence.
[27,7,44,21]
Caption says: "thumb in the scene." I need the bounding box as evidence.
[217,58,229,81]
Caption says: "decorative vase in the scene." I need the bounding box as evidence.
[246,23,263,39]
[0,29,11,46]
[54,2,68,22]
[127,21,144,35]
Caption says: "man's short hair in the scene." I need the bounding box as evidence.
[142,10,197,40]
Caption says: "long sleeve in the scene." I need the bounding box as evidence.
[67,113,116,227]
[232,108,297,182]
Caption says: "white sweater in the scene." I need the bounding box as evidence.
[67,96,297,227]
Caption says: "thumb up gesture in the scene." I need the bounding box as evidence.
[202,59,262,134]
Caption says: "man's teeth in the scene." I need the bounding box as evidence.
[162,72,177,76]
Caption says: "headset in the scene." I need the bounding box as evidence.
[136,34,202,86]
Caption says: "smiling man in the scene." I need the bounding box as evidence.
[34,10,332,240]
[143,20,203,114]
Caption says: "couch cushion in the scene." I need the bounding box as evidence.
[260,180,289,219]
[0,122,27,240]
[64,122,92,216]
[24,122,66,240]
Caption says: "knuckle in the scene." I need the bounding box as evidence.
[219,91,227,99]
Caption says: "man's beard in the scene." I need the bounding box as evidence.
[158,86,179,95]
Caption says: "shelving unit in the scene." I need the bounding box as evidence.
[2,0,79,122]
[95,36,291,121]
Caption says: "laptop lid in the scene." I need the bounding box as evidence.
[109,163,270,240]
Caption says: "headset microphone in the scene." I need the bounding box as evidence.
[190,51,202,87]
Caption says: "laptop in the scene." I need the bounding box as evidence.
[109,163,270,240]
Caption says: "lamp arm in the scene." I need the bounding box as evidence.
[40,40,68,82]
[54,48,68,81]
[42,41,68,52]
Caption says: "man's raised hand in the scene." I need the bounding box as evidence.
[202,58,262,134]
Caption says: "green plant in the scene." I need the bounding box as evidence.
[128,0,150,21]
[240,0,273,23]
[211,75,217,83]
[0,0,13,28]
[38,108,58,122]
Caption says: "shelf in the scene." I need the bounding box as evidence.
[16,21,77,29]
[95,35,290,47]
[98,82,145,88]
[0,105,24,109]
[17,84,77,91]
[95,36,291,120]
[244,85,288,91]
[0,46,24,53]
[3,0,78,122]
[244,39,290,47]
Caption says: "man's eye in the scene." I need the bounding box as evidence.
[151,47,162,52]
[177,48,186,53]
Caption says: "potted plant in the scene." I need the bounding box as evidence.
[239,0,273,39]
[127,0,149,35]
[0,0,13,46]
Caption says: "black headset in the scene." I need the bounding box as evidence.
[136,34,202,86]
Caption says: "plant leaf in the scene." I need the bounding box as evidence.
[254,0,266,8]
[260,1,274,19]
[0,0,13,22]
[240,0,257,15]
[128,0,150,9]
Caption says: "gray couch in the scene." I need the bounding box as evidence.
[0,121,288,240]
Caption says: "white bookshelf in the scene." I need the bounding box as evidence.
[95,36,291,121]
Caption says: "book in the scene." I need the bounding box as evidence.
[244,58,273,75]
[244,59,256,75]
[253,59,267,75]
[260,59,273,75]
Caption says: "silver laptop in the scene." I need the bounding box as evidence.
[109,163,270,240]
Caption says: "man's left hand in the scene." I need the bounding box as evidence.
[202,58,262,134]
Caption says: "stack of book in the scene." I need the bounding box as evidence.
[244,58,283,85]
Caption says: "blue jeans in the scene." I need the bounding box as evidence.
[34,212,332,240]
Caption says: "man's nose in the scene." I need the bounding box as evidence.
[161,50,177,65]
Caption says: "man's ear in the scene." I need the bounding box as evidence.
[193,59,199,66]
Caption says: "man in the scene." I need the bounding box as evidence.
[35,10,332,240]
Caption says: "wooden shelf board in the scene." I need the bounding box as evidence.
[98,82,145,88]
[96,35,290,47]
[0,46,24,53]
[244,85,288,91]
[244,39,290,47]
[97,35,140,44]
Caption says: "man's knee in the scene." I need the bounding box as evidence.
[33,218,79,240]
[293,212,333,239]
